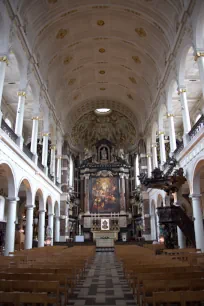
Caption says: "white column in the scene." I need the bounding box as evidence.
[4,197,18,256]
[195,51,204,98]
[42,133,49,173]
[38,210,45,247]
[177,227,186,249]
[25,206,34,249]
[167,113,177,153]
[15,91,26,147]
[50,145,56,179]
[0,56,8,125]
[191,194,204,252]
[48,213,54,246]
[152,144,158,169]
[57,156,62,184]
[84,174,90,214]
[55,216,60,242]
[119,174,126,212]
[159,131,166,166]
[69,155,74,188]
[147,154,152,178]
[30,117,39,154]
[178,87,191,144]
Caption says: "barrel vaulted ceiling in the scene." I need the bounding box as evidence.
[17,0,184,151]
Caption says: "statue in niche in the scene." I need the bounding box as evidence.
[101,147,108,160]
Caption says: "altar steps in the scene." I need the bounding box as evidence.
[96,247,115,252]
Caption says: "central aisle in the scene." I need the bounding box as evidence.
[68,252,136,306]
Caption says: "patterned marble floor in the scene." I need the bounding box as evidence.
[67,252,136,306]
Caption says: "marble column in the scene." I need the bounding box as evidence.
[4,197,18,256]
[195,51,204,98]
[178,86,191,145]
[191,194,204,252]
[48,213,54,246]
[0,56,8,125]
[80,175,84,212]
[152,144,158,169]
[173,190,186,248]
[167,113,177,153]
[56,156,62,184]
[38,210,45,247]
[42,133,49,174]
[119,174,126,212]
[125,175,129,212]
[15,91,26,148]
[159,131,166,166]
[30,116,39,164]
[25,206,34,249]
[55,216,60,242]
[50,145,56,180]
[84,174,90,214]
[147,154,152,177]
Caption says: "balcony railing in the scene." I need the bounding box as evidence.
[1,119,18,142]
[173,140,184,156]
[23,144,33,160]
[37,160,44,171]
[188,114,204,141]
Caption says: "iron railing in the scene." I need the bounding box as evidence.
[37,160,44,171]
[23,144,33,160]
[188,114,204,141]
[1,119,18,142]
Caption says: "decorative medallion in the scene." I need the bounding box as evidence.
[135,27,147,37]
[64,56,73,64]
[68,78,76,85]
[129,77,137,84]
[100,88,106,90]
[99,70,105,74]
[97,20,105,26]
[99,48,105,53]
[56,29,68,39]
[127,94,133,100]
[73,94,79,100]
[132,56,141,64]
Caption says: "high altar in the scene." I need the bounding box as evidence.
[78,139,132,241]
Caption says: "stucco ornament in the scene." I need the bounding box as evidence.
[71,110,137,151]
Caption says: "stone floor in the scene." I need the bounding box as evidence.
[67,252,136,306]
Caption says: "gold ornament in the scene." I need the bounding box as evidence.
[68,78,76,85]
[99,70,105,74]
[135,27,147,37]
[129,77,137,84]
[132,56,141,64]
[100,88,106,90]
[56,29,68,39]
[17,91,26,97]
[64,56,73,64]
[97,20,105,26]
[0,56,8,65]
[99,48,105,53]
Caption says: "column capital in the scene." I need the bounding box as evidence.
[146,154,152,158]
[57,155,62,159]
[42,132,50,137]
[194,50,204,61]
[51,144,56,150]
[17,91,26,97]
[158,131,164,135]
[85,174,90,179]
[119,173,125,178]
[0,56,8,65]
[32,116,40,120]
[190,194,202,199]
[152,143,157,148]
[177,86,187,95]
[167,113,174,118]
